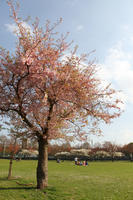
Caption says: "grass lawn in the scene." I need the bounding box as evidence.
[1,160,133,199]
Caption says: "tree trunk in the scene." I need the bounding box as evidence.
[37,137,48,189]
[8,157,13,180]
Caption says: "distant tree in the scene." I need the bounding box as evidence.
[48,144,60,156]
[103,141,118,161]
[61,142,71,152]
[9,123,35,149]
[93,142,102,149]
[48,142,71,156]
[0,131,21,180]
[0,135,9,157]
[80,142,91,149]
[7,137,20,180]
[5,121,33,179]
[4,117,38,150]
[122,143,133,161]
[0,1,122,189]
[89,145,102,160]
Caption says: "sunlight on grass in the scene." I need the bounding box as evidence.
[1,160,133,199]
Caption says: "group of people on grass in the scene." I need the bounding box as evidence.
[74,157,88,166]
[56,157,88,166]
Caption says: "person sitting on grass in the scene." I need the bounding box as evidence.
[57,158,61,163]
[74,157,78,165]
[83,161,86,166]
[85,160,88,166]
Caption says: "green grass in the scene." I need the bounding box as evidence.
[1,160,133,200]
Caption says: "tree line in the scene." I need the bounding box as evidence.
[1,135,133,161]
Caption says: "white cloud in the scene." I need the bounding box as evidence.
[100,41,133,105]
[90,127,133,145]
[115,129,133,145]
[5,22,32,36]
[76,25,84,31]
[5,23,18,34]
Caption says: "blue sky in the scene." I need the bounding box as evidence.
[1,0,133,145]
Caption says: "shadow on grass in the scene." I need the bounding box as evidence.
[0,177,56,195]
[0,177,36,190]
[0,186,36,190]
[0,177,7,181]
[0,185,57,191]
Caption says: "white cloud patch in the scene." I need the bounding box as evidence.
[115,129,133,145]
[5,22,32,36]
[90,127,133,145]
[5,23,18,34]
[100,41,133,105]
[76,25,84,31]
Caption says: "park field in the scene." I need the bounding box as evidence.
[1,160,133,200]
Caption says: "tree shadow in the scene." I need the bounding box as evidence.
[0,177,36,190]
[0,178,56,193]
[0,177,7,181]
[0,186,36,190]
